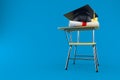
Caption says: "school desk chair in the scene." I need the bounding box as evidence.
[58,26,99,72]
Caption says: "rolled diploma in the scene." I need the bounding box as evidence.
[69,21,99,27]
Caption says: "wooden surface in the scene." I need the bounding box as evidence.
[58,26,99,32]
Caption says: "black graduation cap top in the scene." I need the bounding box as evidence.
[64,4,98,22]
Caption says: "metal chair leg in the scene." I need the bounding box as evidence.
[73,46,77,64]
[93,45,99,72]
[65,46,72,70]
[95,46,99,66]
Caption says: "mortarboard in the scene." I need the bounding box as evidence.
[64,4,98,22]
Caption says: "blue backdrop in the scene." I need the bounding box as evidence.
[0,0,120,80]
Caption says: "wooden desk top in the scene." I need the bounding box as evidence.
[58,26,99,32]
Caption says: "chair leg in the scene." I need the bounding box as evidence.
[95,46,99,66]
[93,45,99,72]
[73,46,77,64]
[65,46,72,70]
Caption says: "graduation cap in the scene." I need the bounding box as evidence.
[64,4,98,22]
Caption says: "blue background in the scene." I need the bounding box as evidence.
[0,0,120,80]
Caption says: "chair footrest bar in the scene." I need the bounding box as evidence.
[69,58,94,60]
[76,55,94,57]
